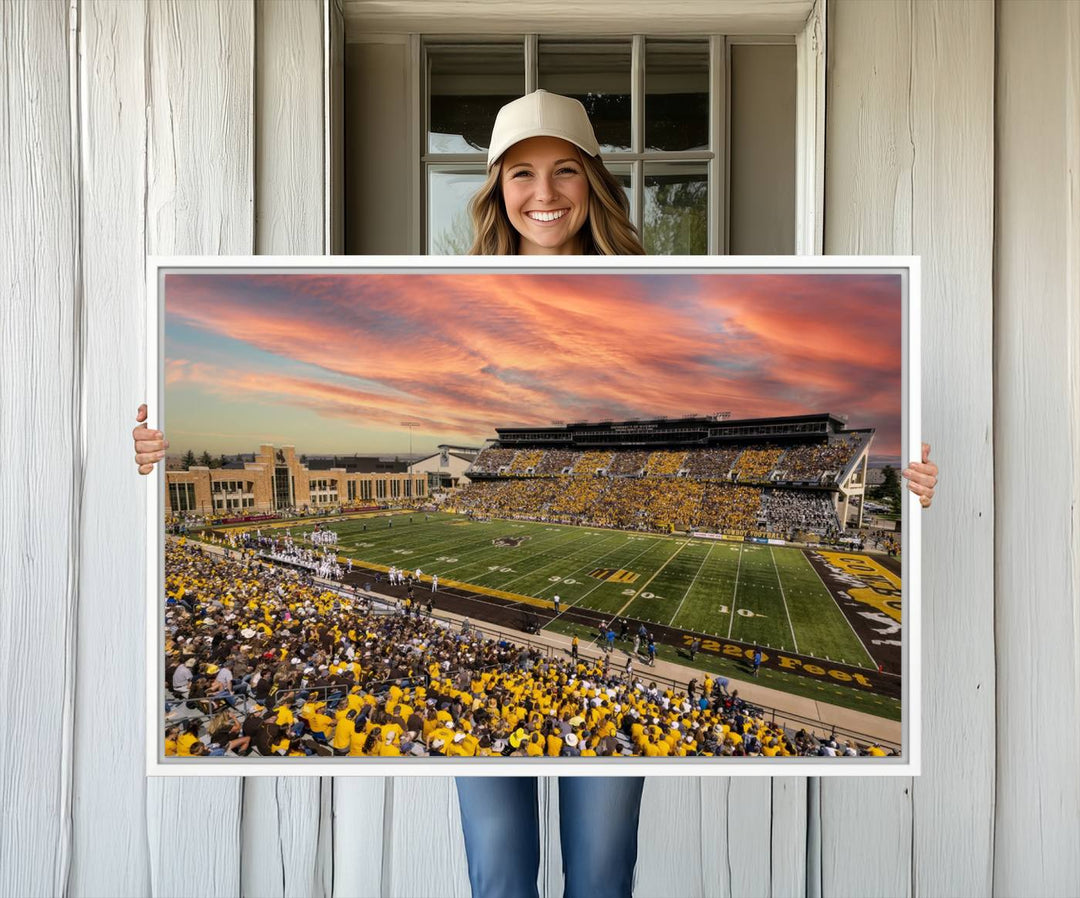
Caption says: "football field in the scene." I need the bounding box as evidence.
[289,512,880,669]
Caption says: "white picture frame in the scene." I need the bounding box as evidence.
[146,254,920,776]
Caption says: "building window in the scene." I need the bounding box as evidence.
[348,481,357,501]
[274,465,291,510]
[422,36,793,256]
[168,482,197,513]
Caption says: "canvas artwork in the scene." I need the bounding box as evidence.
[149,257,918,775]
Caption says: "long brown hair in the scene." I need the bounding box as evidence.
[468,150,645,256]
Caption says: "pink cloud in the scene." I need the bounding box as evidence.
[165,272,903,454]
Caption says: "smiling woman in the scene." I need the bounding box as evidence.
[500,137,591,254]
[466,90,645,256]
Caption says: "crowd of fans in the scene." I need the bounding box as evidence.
[572,450,614,474]
[163,542,893,759]
[470,441,864,486]
[452,477,843,539]
[759,489,840,537]
[508,449,545,474]
[534,450,578,475]
[644,450,687,476]
[606,451,651,476]
[680,448,742,480]
[774,435,865,482]
[732,446,784,481]
[696,485,763,534]
[469,448,517,474]
[864,528,901,556]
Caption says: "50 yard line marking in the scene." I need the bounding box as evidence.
[769,546,799,653]
[726,544,746,639]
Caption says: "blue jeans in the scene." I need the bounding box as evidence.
[455,776,645,898]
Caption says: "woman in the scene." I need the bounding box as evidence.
[133,90,938,897]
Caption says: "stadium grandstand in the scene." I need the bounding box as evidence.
[455,414,874,541]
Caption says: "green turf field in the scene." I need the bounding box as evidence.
[288,512,878,669]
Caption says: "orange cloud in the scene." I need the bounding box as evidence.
[164,272,903,454]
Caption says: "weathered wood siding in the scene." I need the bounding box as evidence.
[1,2,1077,897]
[824,2,996,897]
[994,1,1080,895]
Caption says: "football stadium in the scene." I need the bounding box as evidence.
[163,412,904,761]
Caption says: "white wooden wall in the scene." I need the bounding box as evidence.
[1,1,1077,896]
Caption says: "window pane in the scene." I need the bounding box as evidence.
[428,167,487,254]
[428,44,524,154]
[645,40,709,152]
[538,41,631,153]
[604,163,634,221]
[643,163,708,254]
[729,44,795,254]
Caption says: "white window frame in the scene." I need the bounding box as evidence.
[407,0,825,256]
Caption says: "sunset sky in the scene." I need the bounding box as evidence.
[164,271,903,461]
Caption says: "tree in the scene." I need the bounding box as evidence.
[200,451,213,468]
[870,465,902,513]
[643,178,707,255]
[433,211,473,255]
[218,454,229,468]
[182,449,197,469]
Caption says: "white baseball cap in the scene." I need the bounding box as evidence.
[486,90,600,169]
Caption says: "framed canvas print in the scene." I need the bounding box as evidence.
[146,255,920,776]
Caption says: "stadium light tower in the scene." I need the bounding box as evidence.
[401,421,420,458]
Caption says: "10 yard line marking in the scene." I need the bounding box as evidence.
[770,546,799,653]
[726,544,745,639]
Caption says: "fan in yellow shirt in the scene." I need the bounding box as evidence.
[176,721,201,757]
[546,731,564,757]
[446,732,472,757]
[331,710,357,754]
[378,730,402,757]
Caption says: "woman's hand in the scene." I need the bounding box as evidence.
[133,403,169,474]
[902,442,938,509]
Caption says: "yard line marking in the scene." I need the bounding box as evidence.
[726,544,746,639]
[565,537,671,607]
[341,518,502,564]
[799,550,876,668]
[492,530,624,590]
[434,523,584,576]
[769,546,799,653]
[667,541,715,627]
[344,518,573,581]
[506,531,662,607]
[613,536,694,619]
